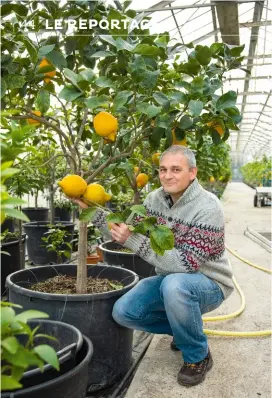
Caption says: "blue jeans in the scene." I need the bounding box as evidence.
[112,272,224,363]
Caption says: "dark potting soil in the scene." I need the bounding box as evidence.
[30,275,123,294]
[111,247,134,253]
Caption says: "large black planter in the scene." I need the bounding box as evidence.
[2,336,93,398]
[1,235,26,295]
[6,264,139,391]
[22,208,49,222]
[20,319,83,389]
[23,222,74,265]
[100,240,156,279]
[54,207,71,222]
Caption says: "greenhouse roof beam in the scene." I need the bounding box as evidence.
[215,1,240,45]
[237,0,264,152]
[137,1,264,13]
[238,91,270,95]
[240,20,272,27]
[211,5,219,42]
[141,0,175,16]
[243,91,271,153]
[228,76,271,80]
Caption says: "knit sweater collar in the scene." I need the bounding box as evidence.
[159,177,202,208]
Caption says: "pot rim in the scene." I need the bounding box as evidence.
[1,234,27,248]
[6,264,139,301]
[99,240,136,256]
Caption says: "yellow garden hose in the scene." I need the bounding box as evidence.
[202,250,272,337]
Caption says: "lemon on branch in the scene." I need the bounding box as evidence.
[83,183,111,206]
[136,173,149,188]
[27,110,42,125]
[172,130,187,146]
[152,153,161,166]
[93,111,118,138]
[58,175,87,198]
[39,58,56,84]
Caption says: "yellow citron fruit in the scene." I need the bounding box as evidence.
[83,183,111,206]
[108,222,114,230]
[104,132,116,143]
[210,176,215,183]
[134,166,140,174]
[39,58,56,83]
[58,175,87,198]
[27,110,42,125]
[93,111,118,138]
[136,173,149,188]
[171,129,187,146]
[152,153,161,166]
[207,121,224,137]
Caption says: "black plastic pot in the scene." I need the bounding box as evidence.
[22,208,49,222]
[54,207,71,222]
[100,240,156,279]
[21,319,83,388]
[6,264,139,391]
[23,222,74,265]
[1,235,26,295]
[1,218,15,232]
[2,335,93,398]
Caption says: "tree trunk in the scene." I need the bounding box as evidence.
[133,190,141,204]
[34,193,38,208]
[18,206,24,269]
[76,220,88,294]
[49,184,54,224]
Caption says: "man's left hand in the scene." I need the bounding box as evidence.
[110,223,132,245]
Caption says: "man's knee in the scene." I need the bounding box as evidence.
[112,296,130,326]
[160,273,194,299]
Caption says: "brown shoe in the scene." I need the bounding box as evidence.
[177,349,213,387]
[170,339,180,351]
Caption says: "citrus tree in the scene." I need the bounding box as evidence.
[1,0,245,292]
[241,156,272,187]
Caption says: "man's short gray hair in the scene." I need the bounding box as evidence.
[160,145,197,168]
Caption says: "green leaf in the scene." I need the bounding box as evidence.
[136,103,161,118]
[35,90,50,114]
[13,3,28,16]
[169,91,186,106]
[195,45,212,66]
[34,345,59,371]
[211,130,221,144]
[38,44,55,58]
[14,310,49,323]
[1,307,16,326]
[134,44,160,56]
[150,234,164,256]
[79,207,98,222]
[116,38,135,52]
[186,58,201,75]
[3,208,30,222]
[106,213,125,223]
[191,76,204,93]
[1,375,22,391]
[1,77,7,98]
[6,75,26,90]
[1,167,20,177]
[229,44,245,57]
[130,205,146,217]
[2,336,19,354]
[23,37,38,63]
[1,4,14,17]
[100,35,117,47]
[153,92,170,111]
[113,91,133,111]
[216,91,237,110]
[151,225,174,251]
[46,50,67,70]
[84,95,108,110]
[108,282,123,290]
[63,68,83,87]
[95,76,116,89]
[91,51,116,58]
[179,115,193,129]
[59,86,82,102]
[1,197,26,206]
[80,69,95,82]
[188,100,203,117]
[156,114,171,129]
[139,70,159,89]
[0,302,22,308]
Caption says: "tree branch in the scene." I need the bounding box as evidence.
[75,108,88,147]
[87,138,104,173]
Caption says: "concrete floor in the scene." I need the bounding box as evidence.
[125,183,271,398]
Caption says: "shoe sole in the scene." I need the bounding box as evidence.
[177,357,214,387]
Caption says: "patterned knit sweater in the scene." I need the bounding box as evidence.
[92,178,234,299]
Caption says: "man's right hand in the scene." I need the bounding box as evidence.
[70,197,89,209]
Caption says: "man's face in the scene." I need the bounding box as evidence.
[159,153,197,196]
